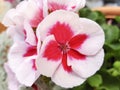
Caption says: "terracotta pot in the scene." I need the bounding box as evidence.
[0,22,6,33]
[93,6,120,19]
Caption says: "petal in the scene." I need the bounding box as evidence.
[68,34,88,49]
[75,18,105,55]
[2,9,24,26]
[7,26,25,42]
[24,21,37,45]
[15,56,40,86]
[8,42,39,86]
[8,42,27,72]
[4,63,21,90]
[48,0,86,12]
[52,65,86,88]
[49,21,73,44]
[16,0,44,27]
[37,10,82,41]
[36,35,62,77]
[68,49,104,78]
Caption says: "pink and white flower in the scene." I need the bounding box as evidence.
[36,10,104,88]
[3,0,46,27]
[48,0,86,12]
[7,21,40,86]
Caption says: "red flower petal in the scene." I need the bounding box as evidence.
[43,40,62,61]
[23,46,37,57]
[62,53,72,72]
[69,34,88,49]
[49,22,73,44]
[68,49,86,60]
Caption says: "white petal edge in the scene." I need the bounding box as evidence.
[68,49,104,78]
[4,63,21,90]
[15,55,40,86]
[52,65,86,88]
[76,18,105,55]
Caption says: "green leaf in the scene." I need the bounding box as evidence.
[102,24,120,44]
[113,61,120,70]
[115,16,120,23]
[100,71,120,90]
[87,74,103,87]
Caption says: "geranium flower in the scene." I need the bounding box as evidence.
[36,10,104,88]
[48,0,86,12]
[2,0,46,27]
[7,21,40,86]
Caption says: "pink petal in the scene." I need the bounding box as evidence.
[36,35,61,77]
[52,65,86,88]
[76,18,105,55]
[68,49,104,78]
[37,10,82,41]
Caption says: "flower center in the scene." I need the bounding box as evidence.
[59,43,70,54]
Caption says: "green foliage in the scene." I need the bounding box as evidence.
[87,74,103,88]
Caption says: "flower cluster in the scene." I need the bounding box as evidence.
[2,0,105,89]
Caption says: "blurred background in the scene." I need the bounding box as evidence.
[86,0,120,8]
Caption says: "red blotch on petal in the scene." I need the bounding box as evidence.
[30,9,44,27]
[69,34,88,49]
[62,53,72,72]
[50,22,73,44]
[48,2,67,12]
[43,40,62,61]
[32,59,37,70]
[23,46,37,57]
[68,49,86,60]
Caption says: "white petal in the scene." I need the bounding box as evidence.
[36,35,61,77]
[68,49,104,78]
[7,26,25,42]
[48,0,86,11]
[4,63,21,90]
[24,21,37,46]
[8,42,27,72]
[2,9,24,26]
[15,56,40,86]
[77,18,105,55]
[36,10,82,41]
[52,65,86,88]
[16,0,44,27]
